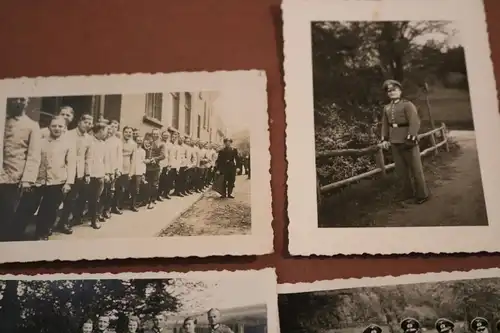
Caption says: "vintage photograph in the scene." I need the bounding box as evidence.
[312,20,486,228]
[283,0,500,255]
[278,268,500,333]
[0,71,272,263]
[0,268,277,333]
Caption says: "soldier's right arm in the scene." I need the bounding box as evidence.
[21,123,42,184]
[380,106,389,141]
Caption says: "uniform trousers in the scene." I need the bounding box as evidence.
[33,185,65,238]
[130,175,142,208]
[0,184,23,241]
[145,168,161,204]
[391,143,429,199]
[159,166,169,196]
[88,177,105,223]
[175,167,187,194]
[101,177,115,214]
[164,168,177,195]
[59,177,88,226]
[113,174,130,209]
[221,167,237,196]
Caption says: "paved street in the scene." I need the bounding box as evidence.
[48,192,204,240]
[160,175,251,236]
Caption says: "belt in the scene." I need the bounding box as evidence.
[391,123,409,128]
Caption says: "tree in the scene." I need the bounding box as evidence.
[0,278,208,333]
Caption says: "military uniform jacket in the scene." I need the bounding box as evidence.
[381,99,420,144]
[210,324,234,333]
[216,147,240,172]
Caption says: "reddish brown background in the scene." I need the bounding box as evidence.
[0,0,499,284]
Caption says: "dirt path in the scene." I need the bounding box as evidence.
[159,175,251,236]
[319,131,488,228]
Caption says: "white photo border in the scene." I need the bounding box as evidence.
[0,268,278,333]
[278,267,500,295]
[0,70,273,263]
[283,0,500,255]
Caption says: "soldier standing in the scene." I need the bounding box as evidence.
[0,97,41,241]
[400,317,421,333]
[216,138,241,199]
[57,113,93,233]
[207,308,234,333]
[32,116,76,240]
[363,324,382,333]
[115,126,136,211]
[173,135,188,197]
[471,317,490,333]
[435,318,455,333]
[88,123,111,230]
[380,79,429,204]
[166,128,180,198]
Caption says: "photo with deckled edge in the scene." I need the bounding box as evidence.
[0,70,273,263]
[282,0,500,256]
[278,268,500,333]
[0,268,278,333]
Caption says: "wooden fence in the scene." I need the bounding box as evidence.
[316,122,450,205]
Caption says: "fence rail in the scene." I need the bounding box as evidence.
[316,122,450,198]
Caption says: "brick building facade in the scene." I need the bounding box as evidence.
[25,91,227,143]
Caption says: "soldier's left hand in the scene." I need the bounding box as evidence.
[236,168,241,173]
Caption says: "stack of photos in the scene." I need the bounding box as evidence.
[0,70,272,263]
[0,0,500,333]
[282,0,500,255]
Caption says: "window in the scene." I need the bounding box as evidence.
[184,92,192,135]
[197,115,201,138]
[145,93,163,121]
[203,102,207,129]
[171,93,180,129]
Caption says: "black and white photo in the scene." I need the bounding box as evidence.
[0,71,272,263]
[278,268,500,333]
[0,268,277,333]
[283,0,500,255]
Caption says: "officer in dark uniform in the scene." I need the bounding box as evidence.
[380,79,429,204]
[216,138,240,198]
[363,324,382,333]
[401,317,421,333]
[435,318,455,333]
[471,317,490,333]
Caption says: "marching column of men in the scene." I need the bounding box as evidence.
[0,98,239,241]
[362,316,500,333]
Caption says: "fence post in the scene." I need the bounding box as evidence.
[429,132,438,155]
[442,122,450,152]
[374,147,386,177]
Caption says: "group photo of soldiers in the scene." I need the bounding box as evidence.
[311,20,487,228]
[278,276,500,333]
[0,275,268,333]
[0,96,251,242]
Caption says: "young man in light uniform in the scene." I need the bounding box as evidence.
[57,113,93,234]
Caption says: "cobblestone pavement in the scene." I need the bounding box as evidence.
[159,175,251,237]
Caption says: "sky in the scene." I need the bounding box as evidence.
[412,21,462,48]
[171,277,267,315]
[212,87,252,137]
